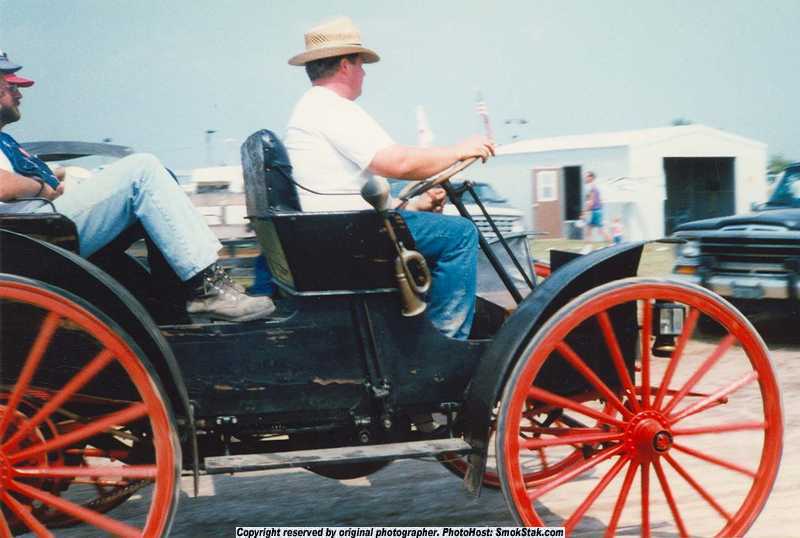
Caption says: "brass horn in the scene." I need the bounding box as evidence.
[361,178,432,317]
[394,243,431,317]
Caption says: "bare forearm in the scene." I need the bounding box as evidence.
[369,144,460,180]
[369,135,495,181]
[0,169,45,201]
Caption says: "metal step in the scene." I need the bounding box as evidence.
[204,438,472,475]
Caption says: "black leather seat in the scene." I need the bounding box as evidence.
[0,204,79,253]
[241,129,415,294]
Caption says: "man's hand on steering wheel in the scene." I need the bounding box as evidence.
[408,187,446,213]
[455,134,495,162]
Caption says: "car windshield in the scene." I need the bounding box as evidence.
[388,180,508,204]
[766,168,800,207]
[467,183,508,203]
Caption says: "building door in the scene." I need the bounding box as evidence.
[663,157,735,234]
[562,166,583,238]
[532,168,563,237]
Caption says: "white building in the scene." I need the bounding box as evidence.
[476,125,767,240]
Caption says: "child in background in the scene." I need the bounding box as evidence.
[611,217,624,245]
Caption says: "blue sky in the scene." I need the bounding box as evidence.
[1,0,797,169]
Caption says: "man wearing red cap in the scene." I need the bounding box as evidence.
[0,50,275,322]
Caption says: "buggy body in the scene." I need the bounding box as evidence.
[0,134,783,537]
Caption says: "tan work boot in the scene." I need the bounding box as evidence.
[186,264,275,322]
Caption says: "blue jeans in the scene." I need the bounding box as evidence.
[400,210,478,340]
[36,153,222,281]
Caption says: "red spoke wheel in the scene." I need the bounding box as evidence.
[0,277,180,537]
[496,278,782,537]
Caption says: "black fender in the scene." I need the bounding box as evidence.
[460,241,644,494]
[0,229,192,425]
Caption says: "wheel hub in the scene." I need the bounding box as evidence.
[625,411,672,461]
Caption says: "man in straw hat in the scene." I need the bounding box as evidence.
[285,16,495,340]
[0,49,275,322]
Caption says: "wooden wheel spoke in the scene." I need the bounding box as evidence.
[523,431,624,450]
[0,508,12,538]
[527,387,626,429]
[641,461,650,538]
[8,479,141,538]
[0,491,53,537]
[641,299,653,409]
[653,458,689,537]
[556,340,632,418]
[673,421,766,436]
[663,452,733,522]
[672,442,757,478]
[2,349,116,452]
[605,458,639,538]
[596,311,641,412]
[653,308,700,410]
[564,454,629,534]
[9,402,148,464]
[662,334,735,415]
[0,312,61,441]
[527,444,626,502]
[520,426,608,436]
[13,464,157,480]
[669,371,758,424]
[536,448,548,469]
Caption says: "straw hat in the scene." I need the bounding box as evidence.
[288,16,380,66]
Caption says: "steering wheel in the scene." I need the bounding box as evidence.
[397,157,479,202]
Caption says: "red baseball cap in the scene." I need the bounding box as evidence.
[2,72,34,87]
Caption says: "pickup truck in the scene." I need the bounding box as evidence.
[671,162,800,309]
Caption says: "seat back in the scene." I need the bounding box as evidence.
[241,129,415,295]
[241,129,301,215]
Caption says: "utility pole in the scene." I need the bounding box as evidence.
[205,129,217,167]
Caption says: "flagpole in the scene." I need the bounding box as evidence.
[475,90,494,142]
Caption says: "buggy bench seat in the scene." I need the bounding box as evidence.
[0,210,79,253]
[243,129,413,295]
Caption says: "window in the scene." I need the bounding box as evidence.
[536,170,558,202]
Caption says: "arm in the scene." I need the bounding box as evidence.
[0,168,59,201]
[368,135,495,180]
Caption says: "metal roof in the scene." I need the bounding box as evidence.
[496,124,765,156]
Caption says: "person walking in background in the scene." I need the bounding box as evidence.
[583,171,610,242]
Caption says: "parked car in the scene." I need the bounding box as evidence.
[671,162,800,308]
[390,179,524,237]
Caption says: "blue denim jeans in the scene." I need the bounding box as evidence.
[36,153,222,281]
[399,210,478,340]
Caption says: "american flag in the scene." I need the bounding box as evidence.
[475,91,494,141]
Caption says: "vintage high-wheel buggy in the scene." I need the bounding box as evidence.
[0,133,783,536]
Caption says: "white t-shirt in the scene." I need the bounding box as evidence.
[0,149,11,173]
[284,86,395,211]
